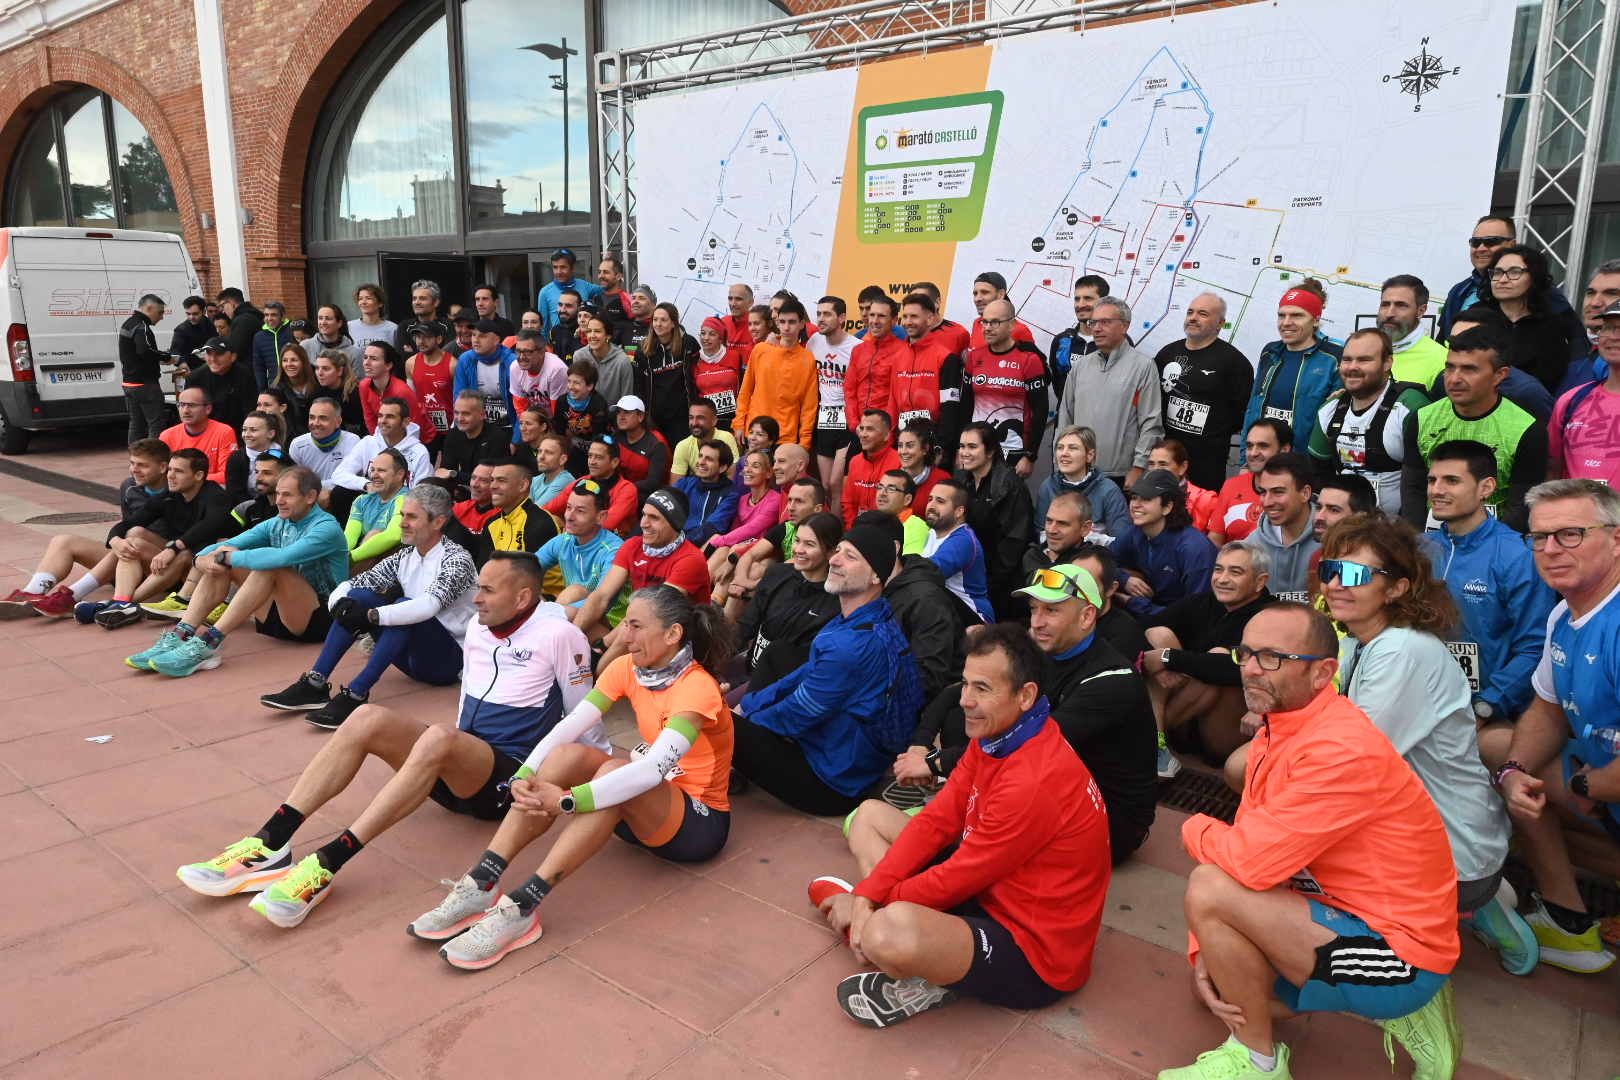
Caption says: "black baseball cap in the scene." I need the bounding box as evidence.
[474,318,505,335]
[1127,469,1181,500]
[194,336,232,355]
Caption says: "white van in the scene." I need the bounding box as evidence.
[0,226,201,454]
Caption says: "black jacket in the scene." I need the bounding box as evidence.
[186,360,258,435]
[118,311,165,384]
[884,554,969,703]
[169,317,212,365]
[225,303,263,368]
[1149,590,1275,686]
[962,463,1034,617]
[110,482,234,552]
[737,563,837,692]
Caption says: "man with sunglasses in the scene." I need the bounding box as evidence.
[1438,216,1515,342]
[1484,478,1620,974]
[1169,603,1462,1080]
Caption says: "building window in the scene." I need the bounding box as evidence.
[4,86,180,233]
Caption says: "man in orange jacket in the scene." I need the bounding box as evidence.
[1164,602,1461,1080]
[734,297,818,450]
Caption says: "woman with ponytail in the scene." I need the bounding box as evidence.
[423,585,736,971]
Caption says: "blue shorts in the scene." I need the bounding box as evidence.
[1273,900,1447,1021]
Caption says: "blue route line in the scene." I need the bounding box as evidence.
[683,101,803,288]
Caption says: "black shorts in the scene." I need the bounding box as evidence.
[613,790,731,863]
[946,898,1065,1010]
[814,427,854,457]
[254,600,333,643]
[429,749,525,820]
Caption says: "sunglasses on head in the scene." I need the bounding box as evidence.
[1317,558,1396,587]
[1027,566,1090,602]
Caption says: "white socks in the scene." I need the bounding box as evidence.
[25,573,56,594]
[69,574,99,601]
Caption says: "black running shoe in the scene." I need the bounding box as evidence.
[260,672,330,712]
[94,601,145,630]
[307,688,367,730]
[835,971,955,1028]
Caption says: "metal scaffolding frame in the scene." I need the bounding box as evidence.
[1511,0,1619,287]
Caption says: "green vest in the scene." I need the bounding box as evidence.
[1415,395,1536,508]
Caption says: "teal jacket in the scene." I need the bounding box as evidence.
[201,505,349,597]
[1240,337,1342,460]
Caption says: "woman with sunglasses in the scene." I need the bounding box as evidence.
[1483,244,1590,393]
[1320,514,1536,976]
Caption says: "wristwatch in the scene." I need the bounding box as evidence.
[1472,699,1496,721]
[1570,771,1591,800]
[925,747,943,778]
[557,793,577,815]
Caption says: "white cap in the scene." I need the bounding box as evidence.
[614,395,646,412]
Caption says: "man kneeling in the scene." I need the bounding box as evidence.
[173,553,595,928]
[812,624,1111,1028]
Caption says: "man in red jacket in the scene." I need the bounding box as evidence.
[842,409,901,526]
[846,295,907,429]
[812,624,1111,1028]
[722,282,756,369]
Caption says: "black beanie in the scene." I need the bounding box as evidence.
[842,521,897,583]
[645,487,688,533]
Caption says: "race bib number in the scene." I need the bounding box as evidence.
[1288,869,1325,897]
[818,404,845,431]
[1273,591,1310,603]
[707,389,736,414]
[1261,405,1293,425]
[1167,396,1210,435]
[750,632,771,666]
[1446,640,1481,691]
[632,740,684,781]
[899,409,932,426]
[481,394,506,424]
[429,409,449,431]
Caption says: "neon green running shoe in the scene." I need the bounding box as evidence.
[1525,896,1616,972]
[1379,980,1461,1080]
[139,593,190,620]
[249,854,334,928]
[1157,1038,1291,1078]
[204,601,228,625]
[176,836,291,897]
[125,629,184,670]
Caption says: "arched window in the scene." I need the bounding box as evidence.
[5,87,180,233]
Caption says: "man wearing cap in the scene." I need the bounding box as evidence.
[613,394,672,498]
[734,519,923,816]
[1056,296,1162,489]
[407,320,457,439]
[612,285,656,362]
[967,272,1035,350]
[574,486,712,669]
[454,319,518,431]
[538,249,602,334]
[186,336,259,436]
[1240,283,1342,455]
[1112,469,1218,618]
[1549,299,1620,485]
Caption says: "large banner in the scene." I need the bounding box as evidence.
[636,0,1516,360]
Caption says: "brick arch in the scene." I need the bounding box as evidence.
[0,45,207,276]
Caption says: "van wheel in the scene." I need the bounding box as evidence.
[0,416,29,455]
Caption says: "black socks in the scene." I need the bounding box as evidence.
[255,803,305,852]
[1542,897,1596,935]
[468,849,508,891]
[508,874,552,915]
[314,829,365,873]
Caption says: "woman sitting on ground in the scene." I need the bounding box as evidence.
[706,449,783,583]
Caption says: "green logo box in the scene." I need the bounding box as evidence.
[857,90,1004,244]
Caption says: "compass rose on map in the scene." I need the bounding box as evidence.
[1383,38,1459,113]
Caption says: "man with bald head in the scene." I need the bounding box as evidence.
[772,443,812,489]
[1166,602,1461,1080]
[1154,293,1253,490]
[963,298,1047,478]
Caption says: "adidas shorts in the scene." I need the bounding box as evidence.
[1274,899,1447,1020]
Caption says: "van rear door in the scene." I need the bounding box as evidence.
[12,234,120,407]
[100,235,196,392]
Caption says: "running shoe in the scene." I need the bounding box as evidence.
[835,971,956,1028]
[204,601,228,625]
[307,688,367,731]
[28,586,74,618]
[1156,1038,1293,1078]
[1468,881,1538,975]
[1156,730,1182,780]
[260,672,331,712]
[94,601,144,630]
[1379,980,1460,1080]
[407,876,497,941]
[75,599,111,624]
[879,779,929,811]
[149,635,221,677]
[248,854,333,928]
[440,895,543,970]
[807,875,853,909]
[0,587,46,618]
[140,593,190,619]
[175,836,292,896]
[355,632,375,656]
[1525,895,1616,973]
[125,629,184,670]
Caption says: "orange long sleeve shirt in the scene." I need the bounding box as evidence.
[733,341,818,450]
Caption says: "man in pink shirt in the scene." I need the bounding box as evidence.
[1549,300,1620,484]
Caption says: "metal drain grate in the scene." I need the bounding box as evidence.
[1157,769,1240,823]
[23,511,119,525]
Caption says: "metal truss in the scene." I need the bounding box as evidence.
[1511,0,1619,287]
[594,0,1230,273]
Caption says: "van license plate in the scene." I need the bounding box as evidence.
[47,370,101,384]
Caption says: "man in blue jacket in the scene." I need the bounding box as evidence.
[675,440,739,547]
[454,319,517,431]
[733,520,923,816]
[125,466,349,678]
[1425,439,1556,724]
[1239,287,1341,463]
[251,302,292,391]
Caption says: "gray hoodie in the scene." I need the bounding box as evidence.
[573,343,635,407]
[1249,507,1320,596]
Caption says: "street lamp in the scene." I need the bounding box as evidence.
[522,37,579,220]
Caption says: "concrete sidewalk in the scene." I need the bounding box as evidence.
[0,432,1614,1078]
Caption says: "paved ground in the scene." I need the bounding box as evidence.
[1,427,1617,1079]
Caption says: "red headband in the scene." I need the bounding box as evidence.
[701,316,726,337]
[1278,288,1324,320]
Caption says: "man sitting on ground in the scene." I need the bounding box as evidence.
[1021,490,1094,580]
[542,435,638,537]
[1165,603,1460,1080]
[260,484,478,730]
[815,625,1111,1028]
[921,475,995,624]
[161,386,237,484]
[175,553,595,927]
[540,479,626,638]
[1142,542,1276,781]
[124,467,349,677]
[872,469,929,555]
